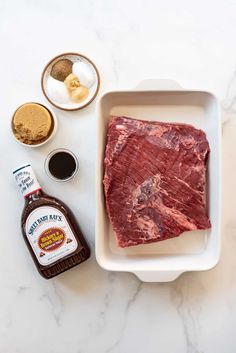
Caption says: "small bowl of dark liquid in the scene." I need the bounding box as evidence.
[45,148,78,182]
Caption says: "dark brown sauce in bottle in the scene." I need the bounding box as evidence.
[13,164,90,279]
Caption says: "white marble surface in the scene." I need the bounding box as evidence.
[0,0,235,352]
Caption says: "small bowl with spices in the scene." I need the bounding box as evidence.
[11,102,58,147]
[41,52,100,111]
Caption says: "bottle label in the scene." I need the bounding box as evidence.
[25,206,80,266]
[13,165,41,198]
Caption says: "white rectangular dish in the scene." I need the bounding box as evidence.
[95,79,221,282]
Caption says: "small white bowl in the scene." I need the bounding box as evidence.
[41,52,100,111]
[11,102,58,148]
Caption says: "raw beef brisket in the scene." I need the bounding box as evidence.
[103,116,211,248]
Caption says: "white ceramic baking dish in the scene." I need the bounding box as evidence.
[95,79,221,282]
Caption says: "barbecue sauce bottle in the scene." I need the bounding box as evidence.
[13,164,90,279]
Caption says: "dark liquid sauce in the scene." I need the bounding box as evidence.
[48,152,77,180]
[22,190,90,279]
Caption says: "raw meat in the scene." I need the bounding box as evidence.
[103,116,211,248]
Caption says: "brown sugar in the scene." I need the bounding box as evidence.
[13,103,53,145]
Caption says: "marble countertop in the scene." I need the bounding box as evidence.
[0,0,235,352]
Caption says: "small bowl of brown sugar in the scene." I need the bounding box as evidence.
[11,102,58,147]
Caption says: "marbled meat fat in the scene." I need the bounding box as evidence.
[103,116,211,248]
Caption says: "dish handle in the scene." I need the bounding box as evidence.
[133,270,183,282]
[134,79,183,91]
